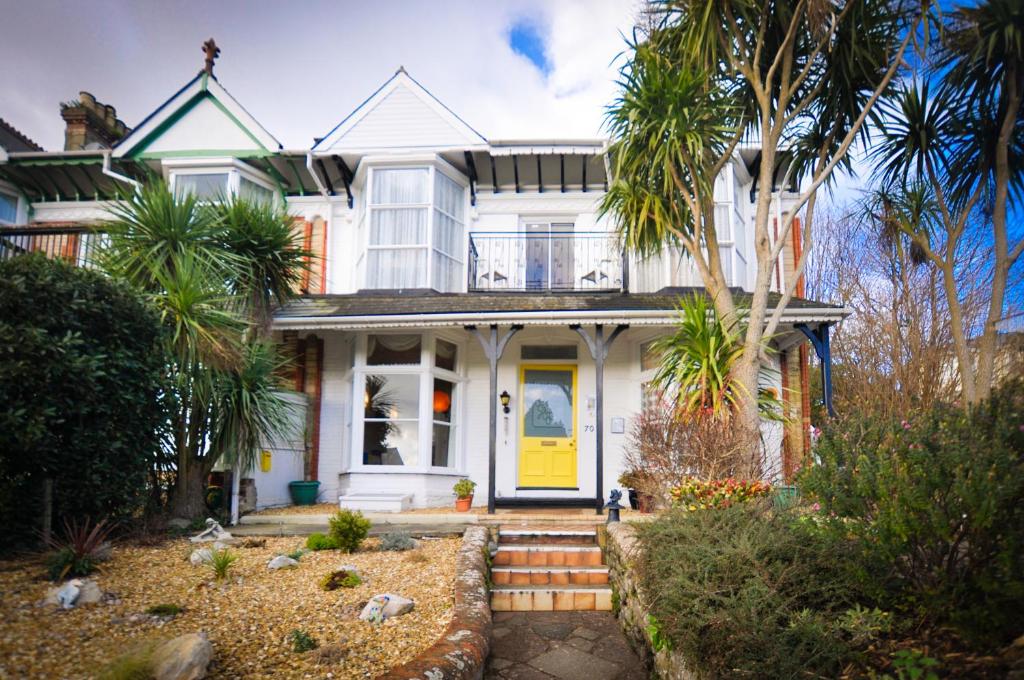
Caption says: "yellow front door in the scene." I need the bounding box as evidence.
[518,365,577,488]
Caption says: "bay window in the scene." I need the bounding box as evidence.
[355,333,462,471]
[364,165,466,291]
[169,163,277,205]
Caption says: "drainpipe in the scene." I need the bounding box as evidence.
[306,152,331,198]
[101,151,141,191]
[230,462,241,526]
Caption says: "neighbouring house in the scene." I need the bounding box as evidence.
[0,47,842,513]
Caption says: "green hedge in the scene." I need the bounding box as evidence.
[0,255,168,546]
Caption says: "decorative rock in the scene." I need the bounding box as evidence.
[189,548,213,566]
[189,518,234,544]
[43,578,103,609]
[267,555,299,570]
[76,579,103,605]
[150,632,213,680]
[359,593,414,622]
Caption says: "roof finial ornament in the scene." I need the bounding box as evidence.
[396,65,407,75]
[202,38,220,76]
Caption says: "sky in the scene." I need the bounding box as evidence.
[0,0,641,151]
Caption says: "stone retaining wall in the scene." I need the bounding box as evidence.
[605,522,695,680]
[378,525,491,680]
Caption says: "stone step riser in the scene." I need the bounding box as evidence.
[498,534,597,546]
[493,549,604,567]
[490,589,613,612]
[493,569,609,586]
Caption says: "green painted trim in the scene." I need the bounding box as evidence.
[11,156,104,167]
[201,72,209,91]
[253,158,288,201]
[134,149,275,159]
[285,158,306,197]
[206,96,269,152]
[124,91,206,158]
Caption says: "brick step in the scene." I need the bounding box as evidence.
[498,529,597,545]
[493,545,604,567]
[492,566,609,586]
[491,585,613,612]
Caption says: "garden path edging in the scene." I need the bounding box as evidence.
[377,525,491,680]
[605,522,696,680]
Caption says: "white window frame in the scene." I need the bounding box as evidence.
[164,158,278,205]
[0,180,25,225]
[350,331,465,474]
[361,158,468,292]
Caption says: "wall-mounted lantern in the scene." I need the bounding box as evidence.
[499,390,511,414]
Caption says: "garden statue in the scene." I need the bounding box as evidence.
[190,517,234,543]
[605,489,623,523]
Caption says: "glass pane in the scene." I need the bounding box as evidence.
[366,248,426,288]
[521,345,577,360]
[372,168,429,204]
[431,252,459,292]
[175,173,229,200]
[432,378,454,423]
[0,191,17,222]
[523,369,573,438]
[435,339,458,372]
[239,177,274,205]
[640,340,661,372]
[367,335,422,366]
[434,172,464,219]
[363,419,419,466]
[432,210,461,257]
[371,208,427,245]
[431,423,453,467]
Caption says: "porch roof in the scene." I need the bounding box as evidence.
[272,288,848,330]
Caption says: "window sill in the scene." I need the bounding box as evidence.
[345,467,463,476]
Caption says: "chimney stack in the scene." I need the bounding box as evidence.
[60,91,129,150]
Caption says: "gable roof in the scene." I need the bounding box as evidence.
[312,68,488,153]
[113,71,282,159]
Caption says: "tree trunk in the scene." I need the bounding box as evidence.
[171,463,208,519]
[940,261,977,405]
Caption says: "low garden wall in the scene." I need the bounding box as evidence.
[378,525,491,680]
[605,522,695,680]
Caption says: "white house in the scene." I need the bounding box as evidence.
[0,54,841,514]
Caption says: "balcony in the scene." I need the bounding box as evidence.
[468,231,626,292]
[0,226,103,268]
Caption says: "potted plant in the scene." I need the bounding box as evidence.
[453,478,476,512]
[289,404,321,506]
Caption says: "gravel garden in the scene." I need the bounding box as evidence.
[0,526,461,679]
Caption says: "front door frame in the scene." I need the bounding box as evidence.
[517,363,578,490]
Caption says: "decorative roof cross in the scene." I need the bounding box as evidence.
[202,38,220,76]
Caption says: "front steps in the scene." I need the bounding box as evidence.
[337,492,412,512]
[490,528,613,611]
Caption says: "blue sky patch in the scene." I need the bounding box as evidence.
[509,20,551,76]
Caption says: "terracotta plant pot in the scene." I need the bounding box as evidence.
[454,495,473,512]
[637,492,654,514]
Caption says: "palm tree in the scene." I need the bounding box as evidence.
[102,181,310,518]
[602,0,921,439]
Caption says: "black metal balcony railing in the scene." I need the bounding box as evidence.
[468,231,626,292]
[0,226,104,268]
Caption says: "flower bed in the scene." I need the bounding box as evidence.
[0,535,461,679]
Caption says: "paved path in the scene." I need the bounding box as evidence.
[485,611,649,680]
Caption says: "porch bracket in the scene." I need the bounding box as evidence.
[571,324,629,514]
[466,323,523,514]
[795,323,834,417]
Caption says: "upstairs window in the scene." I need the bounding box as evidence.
[170,166,276,205]
[174,173,230,201]
[0,189,18,224]
[364,165,465,292]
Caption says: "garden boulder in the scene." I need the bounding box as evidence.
[189,548,214,566]
[267,555,298,570]
[150,632,213,680]
[359,594,414,622]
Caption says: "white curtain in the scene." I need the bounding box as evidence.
[432,172,464,291]
[368,169,430,288]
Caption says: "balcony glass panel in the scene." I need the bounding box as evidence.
[469,231,622,292]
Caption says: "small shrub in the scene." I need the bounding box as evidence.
[320,569,361,591]
[44,517,115,581]
[380,532,416,551]
[207,548,237,581]
[634,503,860,678]
[305,532,339,551]
[888,649,940,680]
[800,380,1024,647]
[669,477,771,510]
[145,603,183,617]
[96,641,157,680]
[286,548,307,561]
[289,629,318,653]
[327,510,370,553]
[453,478,476,499]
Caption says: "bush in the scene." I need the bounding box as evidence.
[380,532,416,551]
[45,517,115,580]
[800,381,1024,647]
[669,477,771,510]
[207,548,237,581]
[327,509,370,553]
[634,503,862,678]
[320,569,361,591]
[305,532,339,551]
[289,629,318,653]
[0,255,168,547]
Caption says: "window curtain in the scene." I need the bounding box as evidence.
[368,169,430,288]
[432,172,464,292]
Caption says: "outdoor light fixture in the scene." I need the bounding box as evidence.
[499,390,511,414]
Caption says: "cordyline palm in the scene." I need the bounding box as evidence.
[603,0,920,439]
[102,182,308,517]
[650,294,783,420]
